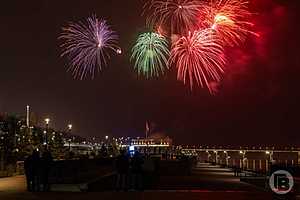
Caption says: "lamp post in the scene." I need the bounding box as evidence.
[214,151,218,165]
[44,118,50,148]
[266,151,272,173]
[26,105,30,128]
[68,124,72,151]
[206,150,210,163]
[239,150,246,170]
[224,151,229,166]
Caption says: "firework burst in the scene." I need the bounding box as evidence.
[144,0,202,35]
[199,0,258,46]
[131,32,170,78]
[169,29,226,93]
[59,16,119,80]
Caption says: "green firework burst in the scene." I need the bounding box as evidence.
[131,32,170,78]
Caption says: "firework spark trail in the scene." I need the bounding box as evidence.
[199,0,259,46]
[169,29,226,93]
[59,16,119,80]
[131,32,170,78]
[144,0,202,35]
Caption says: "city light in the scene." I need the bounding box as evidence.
[45,118,50,125]
[68,124,72,130]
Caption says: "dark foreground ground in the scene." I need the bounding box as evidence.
[0,163,298,200]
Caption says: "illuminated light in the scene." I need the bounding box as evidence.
[129,146,135,151]
[266,151,270,155]
[68,124,72,130]
[45,118,50,124]
[116,48,122,54]
[239,151,243,154]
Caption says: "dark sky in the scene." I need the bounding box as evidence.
[0,0,299,146]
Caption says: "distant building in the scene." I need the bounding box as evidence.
[121,131,173,156]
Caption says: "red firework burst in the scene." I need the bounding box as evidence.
[144,0,202,35]
[169,29,226,93]
[199,0,259,46]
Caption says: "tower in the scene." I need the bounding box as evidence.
[26,105,30,128]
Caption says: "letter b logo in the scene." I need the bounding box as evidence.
[269,170,294,194]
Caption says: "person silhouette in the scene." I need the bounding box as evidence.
[131,151,144,190]
[24,154,33,191]
[31,150,41,192]
[41,149,53,191]
[115,150,129,191]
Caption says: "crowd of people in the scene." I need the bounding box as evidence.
[115,150,144,191]
[24,148,53,192]
[24,148,145,192]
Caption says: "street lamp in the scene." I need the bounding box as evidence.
[68,124,72,151]
[239,151,246,170]
[44,118,50,147]
[266,151,272,173]
[68,124,72,130]
[45,118,50,125]
[224,151,229,166]
[214,151,218,164]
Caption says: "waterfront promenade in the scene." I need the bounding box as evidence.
[1,162,293,200]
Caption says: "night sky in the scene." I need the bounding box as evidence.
[0,0,299,146]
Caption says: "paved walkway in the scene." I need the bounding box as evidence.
[0,163,298,200]
[0,175,26,193]
[155,162,263,191]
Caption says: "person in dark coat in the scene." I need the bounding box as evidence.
[24,154,33,191]
[31,150,41,192]
[115,150,129,191]
[41,149,53,191]
[131,151,144,190]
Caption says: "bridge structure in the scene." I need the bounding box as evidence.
[63,142,97,155]
[63,143,94,148]
[63,142,300,172]
[181,146,300,172]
